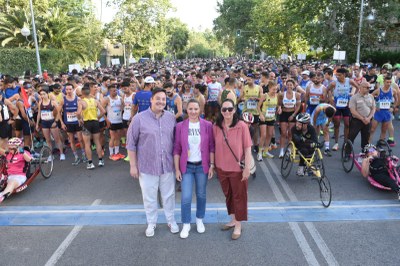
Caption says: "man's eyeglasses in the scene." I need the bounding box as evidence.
[221,107,234,113]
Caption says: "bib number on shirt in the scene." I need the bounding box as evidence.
[246,100,257,109]
[26,107,33,119]
[265,107,276,119]
[41,110,54,121]
[66,112,78,122]
[336,98,348,108]
[3,105,9,120]
[309,96,320,105]
[379,100,390,109]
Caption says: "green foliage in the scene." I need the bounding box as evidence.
[361,50,400,66]
[165,18,189,56]
[0,47,76,76]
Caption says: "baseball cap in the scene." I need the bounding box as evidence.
[301,70,310,76]
[144,76,155,83]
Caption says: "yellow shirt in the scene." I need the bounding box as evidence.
[243,85,260,115]
[49,92,63,105]
[261,93,278,121]
[82,98,98,121]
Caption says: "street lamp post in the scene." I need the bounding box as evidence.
[28,0,42,76]
[356,0,365,64]
[253,40,257,60]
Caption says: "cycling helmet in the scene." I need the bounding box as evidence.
[296,113,310,124]
[8,137,23,147]
[242,112,254,123]
[363,144,376,154]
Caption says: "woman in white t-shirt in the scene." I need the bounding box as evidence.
[173,99,215,239]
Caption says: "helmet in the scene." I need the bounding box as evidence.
[296,113,310,124]
[242,112,254,123]
[363,144,376,154]
[8,137,23,147]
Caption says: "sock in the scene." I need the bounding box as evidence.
[325,142,330,149]
[73,151,78,158]
[389,137,394,141]
[88,160,92,164]
[258,147,263,155]
[99,158,103,161]
[280,148,284,153]
[109,147,114,156]
[271,137,276,144]
[115,146,120,154]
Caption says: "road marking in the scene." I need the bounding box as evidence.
[266,160,339,266]
[44,199,101,266]
[260,162,319,266]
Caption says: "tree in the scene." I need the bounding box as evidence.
[165,18,189,58]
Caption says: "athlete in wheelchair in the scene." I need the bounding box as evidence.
[291,113,319,176]
[0,138,32,203]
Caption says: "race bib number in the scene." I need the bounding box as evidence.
[283,100,295,109]
[246,100,257,110]
[309,95,320,105]
[167,107,175,115]
[379,100,390,109]
[66,112,78,122]
[209,89,219,101]
[265,107,276,119]
[26,107,33,119]
[41,110,54,121]
[3,105,9,120]
[336,98,348,108]
[124,104,131,113]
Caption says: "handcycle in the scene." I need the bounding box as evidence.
[280,140,332,207]
[341,139,399,190]
[0,145,54,200]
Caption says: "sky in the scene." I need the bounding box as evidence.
[93,0,219,31]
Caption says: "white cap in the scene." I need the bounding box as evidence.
[301,70,310,76]
[144,76,155,83]
[177,71,183,75]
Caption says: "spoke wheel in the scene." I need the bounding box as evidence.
[40,145,53,179]
[319,175,332,208]
[376,139,392,157]
[281,143,294,179]
[341,139,354,173]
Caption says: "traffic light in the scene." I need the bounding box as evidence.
[236,29,241,37]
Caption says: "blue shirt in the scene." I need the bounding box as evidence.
[133,90,152,113]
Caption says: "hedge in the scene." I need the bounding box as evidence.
[0,47,78,76]
[361,50,400,67]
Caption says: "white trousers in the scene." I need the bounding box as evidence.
[139,172,176,225]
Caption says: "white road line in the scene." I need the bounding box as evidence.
[260,163,319,266]
[44,199,101,266]
[267,160,339,266]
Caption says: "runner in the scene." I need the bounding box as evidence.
[80,83,106,169]
[132,76,155,116]
[58,83,86,165]
[164,82,183,122]
[205,73,222,121]
[36,88,65,161]
[0,92,18,149]
[305,71,327,115]
[102,84,125,161]
[310,103,336,156]
[121,81,135,160]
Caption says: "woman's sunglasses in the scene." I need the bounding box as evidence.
[221,107,234,113]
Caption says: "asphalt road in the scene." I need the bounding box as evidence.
[1,121,400,266]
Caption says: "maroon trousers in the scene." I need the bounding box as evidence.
[216,168,248,221]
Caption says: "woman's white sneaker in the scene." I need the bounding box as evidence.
[180,224,191,239]
[196,218,205,233]
[145,224,156,237]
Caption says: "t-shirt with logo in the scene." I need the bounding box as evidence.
[188,121,201,162]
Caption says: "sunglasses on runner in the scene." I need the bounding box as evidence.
[221,107,234,113]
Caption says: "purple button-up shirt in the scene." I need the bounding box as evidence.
[126,108,176,176]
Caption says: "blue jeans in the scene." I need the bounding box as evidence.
[181,163,208,223]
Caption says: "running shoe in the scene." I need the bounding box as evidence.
[387,139,396,147]
[263,151,274,158]
[98,159,105,167]
[270,143,278,150]
[332,143,339,151]
[72,157,81,166]
[146,224,156,237]
[296,166,305,176]
[256,153,263,162]
[169,222,179,234]
[124,155,130,162]
[60,154,66,161]
[109,154,119,161]
[82,155,88,163]
[47,155,53,163]
[324,149,332,157]
[87,162,95,170]
[115,153,126,160]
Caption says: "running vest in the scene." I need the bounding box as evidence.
[123,93,135,121]
[261,93,278,121]
[166,94,179,115]
[243,85,260,115]
[334,78,351,109]
[376,87,393,110]
[63,96,79,125]
[0,100,10,121]
[82,98,98,121]
[107,95,122,124]
[308,84,324,106]
[40,101,55,121]
[283,91,296,109]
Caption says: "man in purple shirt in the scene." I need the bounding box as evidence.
[126,88,179,237]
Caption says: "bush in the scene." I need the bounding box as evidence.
[0,48,78,76]
[361,50,400,66]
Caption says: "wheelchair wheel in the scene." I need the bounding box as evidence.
[319,175,332,208]
[40,145,53,179]
[341,139,354,173]
[281,143,294,179]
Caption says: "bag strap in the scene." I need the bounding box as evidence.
[222,128,240,164]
